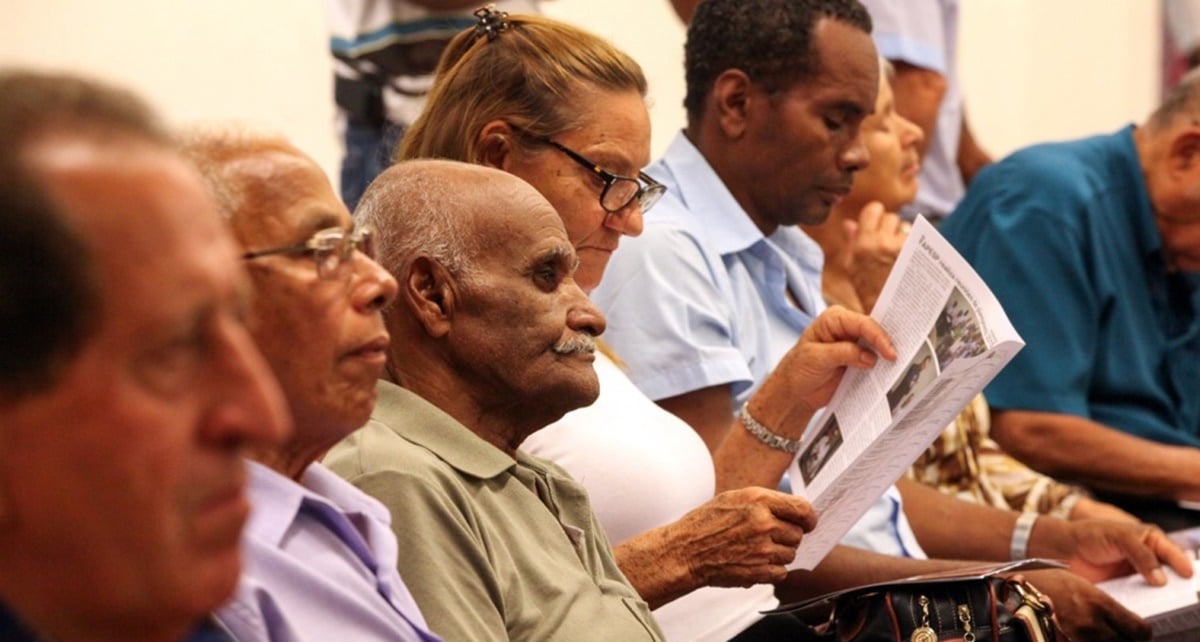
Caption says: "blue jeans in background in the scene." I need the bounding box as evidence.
[339,117,405,211]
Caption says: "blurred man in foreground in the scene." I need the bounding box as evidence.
[0,71,289,642]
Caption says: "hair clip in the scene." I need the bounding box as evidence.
[473,4,510,41]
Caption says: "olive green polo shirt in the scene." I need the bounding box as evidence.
[325,380,664,642]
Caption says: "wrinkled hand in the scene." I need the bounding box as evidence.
[1051,519,1193,585]
[753,306,896,433]
[1020,569,1151,641]
[667,487,817,588]
[841,202,908,313]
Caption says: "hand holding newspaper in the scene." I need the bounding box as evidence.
[787,216,1025,570]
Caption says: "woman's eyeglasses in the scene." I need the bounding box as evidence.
[509,124,666,215]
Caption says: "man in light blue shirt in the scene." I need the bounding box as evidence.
[184,131,439,642]
[593,1,1188,637]
[595,130,925,559]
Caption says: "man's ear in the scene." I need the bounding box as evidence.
[402,256,456,339]
[477,120,517,170]
[711,69,755,140]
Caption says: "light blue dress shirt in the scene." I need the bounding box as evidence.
[217,461,440,642]
[594,131,926,559]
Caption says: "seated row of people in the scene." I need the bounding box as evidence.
[1,0,1196,641]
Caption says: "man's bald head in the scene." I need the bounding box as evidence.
[357,159,554,286]
[356,159,604,442]
[179,128,306,223]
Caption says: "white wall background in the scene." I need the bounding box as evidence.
[0,1,1164,187]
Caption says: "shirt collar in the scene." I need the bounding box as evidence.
[243,459,393,547]
[374,380,515,480]
[652,131,770,256]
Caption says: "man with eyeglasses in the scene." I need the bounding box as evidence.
[182,130,441,642]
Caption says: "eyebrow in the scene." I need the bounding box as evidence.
[536,244,578,271]
[835,102,869,121]
[580,145,644,176]
[297,208,349,238]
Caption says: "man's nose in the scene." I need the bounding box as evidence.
[351,252,400,314]
[565,283,606,338]
[840,132,870,174]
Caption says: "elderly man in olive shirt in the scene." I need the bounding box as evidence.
[325,160,664,642]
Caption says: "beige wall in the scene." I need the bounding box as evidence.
[0,1,1163,184]
[957,1,1161,159]
[0,0,340,180]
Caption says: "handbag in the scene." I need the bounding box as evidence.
[772,560,1066,642]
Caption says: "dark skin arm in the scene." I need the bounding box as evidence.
[895,478,1191,587]
[659,306,896,491]
[992,408,1200,500]
[613,308,898,605]
[658,385,732,454]
[659,385,810,492]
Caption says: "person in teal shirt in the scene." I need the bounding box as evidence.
[940,73,1200,527]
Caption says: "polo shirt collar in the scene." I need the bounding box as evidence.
[656,131,769,256]
[374,380,515,480]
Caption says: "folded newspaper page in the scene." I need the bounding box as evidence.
[787,216,1025,570]
[1097,528,1200,618]
[1096,561,1198,618]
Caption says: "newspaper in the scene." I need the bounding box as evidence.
[1096,561,1199,618]
[1096,528,1200,618]
[787,216,1025,570]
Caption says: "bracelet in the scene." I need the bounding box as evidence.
[739,403,803,454]
[1010,512,1039,561]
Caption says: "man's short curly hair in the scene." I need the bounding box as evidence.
[684,0,872,120]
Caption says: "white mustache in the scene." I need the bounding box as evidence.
[552,333,597,356]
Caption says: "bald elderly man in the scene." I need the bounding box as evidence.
[324,160,665,641]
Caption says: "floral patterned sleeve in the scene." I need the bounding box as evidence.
[905,394,1085,519]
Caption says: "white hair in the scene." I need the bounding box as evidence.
[354,159,485,287]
